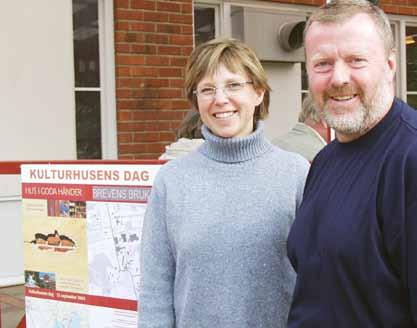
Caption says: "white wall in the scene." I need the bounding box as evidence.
[263,62,302,141]
[0,0,76,160]
[0,175,23,287]
[0,0,75,286]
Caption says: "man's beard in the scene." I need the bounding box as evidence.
[314,78,392,137]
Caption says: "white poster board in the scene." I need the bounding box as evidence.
[21,163,161,328]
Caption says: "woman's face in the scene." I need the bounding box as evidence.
[195,64,264,138]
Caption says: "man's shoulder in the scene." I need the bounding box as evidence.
[397,99,417,133]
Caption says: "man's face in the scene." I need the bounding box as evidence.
[305,13,396,142]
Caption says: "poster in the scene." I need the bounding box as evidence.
[21,164,161,328]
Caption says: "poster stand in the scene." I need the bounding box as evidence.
[16,161,162,328]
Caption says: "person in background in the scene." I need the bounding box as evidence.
[287,0,417,327]
[272,93,327,162]
[158,110,204,160]
[138,38,309,327]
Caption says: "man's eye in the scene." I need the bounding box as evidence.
[226,82,243,91]
[350,58,366,67]
[314,61,331,72]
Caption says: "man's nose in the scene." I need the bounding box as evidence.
[331,61,350,87]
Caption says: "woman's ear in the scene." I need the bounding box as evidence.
[254,89,265,107]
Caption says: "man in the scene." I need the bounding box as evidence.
[272,94,328,162]
[287,0,417,327]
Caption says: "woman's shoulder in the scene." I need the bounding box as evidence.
[269,144,310,170]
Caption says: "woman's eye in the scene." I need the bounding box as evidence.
[200,87,215,95]
[226,82,243,91]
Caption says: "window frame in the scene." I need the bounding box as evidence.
[73,0,117,159]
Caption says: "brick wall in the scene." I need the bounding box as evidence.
[114,0,193,159]
[114,0,417,160]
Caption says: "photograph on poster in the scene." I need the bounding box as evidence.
[25,270,56,290]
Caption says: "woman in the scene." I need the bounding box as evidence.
[138,38,309,327]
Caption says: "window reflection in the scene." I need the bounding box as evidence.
[75,91,102,159]
[194,7,215,46]
[73,0,102,159]
[406,26,417,92]
[73,0,100,87]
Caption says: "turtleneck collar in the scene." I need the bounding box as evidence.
[199,121,272,163]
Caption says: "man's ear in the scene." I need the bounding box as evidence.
[387,48,397,82]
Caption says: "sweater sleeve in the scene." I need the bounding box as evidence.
[138,174,176,327]
[405,143,417,324]
[295,157,310,210]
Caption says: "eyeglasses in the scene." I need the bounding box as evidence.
[193,81,253,100]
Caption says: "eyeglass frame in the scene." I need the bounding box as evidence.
[193,81,254,100]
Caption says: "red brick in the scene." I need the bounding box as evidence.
[398,6,414,15]
[131,0,156,10]
[146,56,170,66]
[132,111,160,120]
[158,67,182,77]
[157,24,181,34]
[135,132,163,142]
[117,111,133,121]
[119,144,149,154]
[147,143,166,154]
[158,46,182,55]
[115,21,129,31]
[116,89,133,98]
[118,133,133,143]
[117,78,144,88]
[130,66,158,77]
[169,13,193,24]
[116,9,144,20]
[130,22,156,32]
[170,57,187,66]
[157,2,181,12]
[145,34,170,44]
[118,100,141,110]
[118,122,147,132]
[181,3,193,14]
[116,55,146,65]
[181,25,193,35]
[158,89,184,98]
[115,0,129,9]
[116,67,131,77]
[119,154,136,160]
[170,34,193,45]
[157,111,186,120]
[181,46,193,56]
[170,79,184,88]
[160,131,177,140]
[145,122,172,131]
[115,44,130,53]
[144,12,170,22]
[171,100,189,110]
[131,44,157,54]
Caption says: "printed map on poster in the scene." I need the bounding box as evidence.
[21,164,161,328]
[87,202,146,300]
[25,297,88,328]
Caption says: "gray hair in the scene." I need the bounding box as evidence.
[299,94,322,124]
[304,0,394,57]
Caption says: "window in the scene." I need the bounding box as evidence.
[194,5,218,46]
[73,0,101,159]
[72,0,117,159]
[406,25,417,110]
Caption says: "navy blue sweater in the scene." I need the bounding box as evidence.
[287,98,417,327]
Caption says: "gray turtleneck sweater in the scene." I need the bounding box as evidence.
[138,121,309,327]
